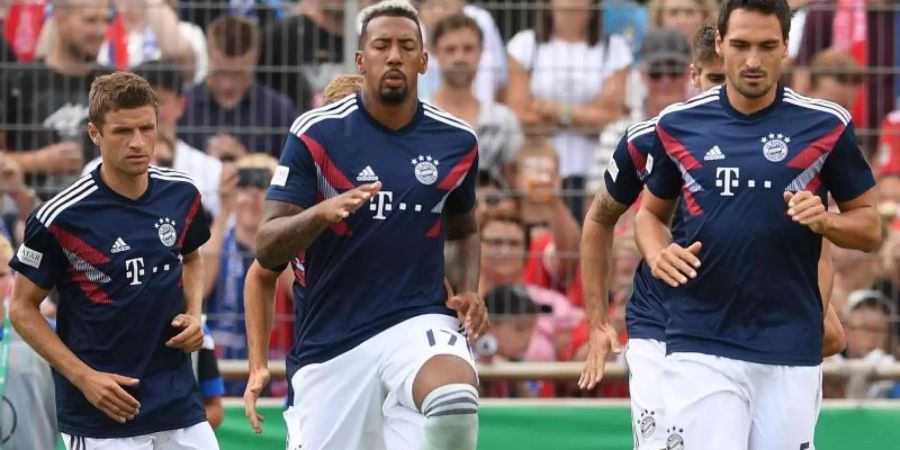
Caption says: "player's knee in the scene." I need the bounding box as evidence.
[420,383,479,450]
[413,354,477,410]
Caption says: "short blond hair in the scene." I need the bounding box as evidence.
[237,153,278,172]
[89,72,158,129]
[323,75,364,104]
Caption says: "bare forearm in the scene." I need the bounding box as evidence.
[145,2,192,59]
[580,219,613,327]
[548,199,581,284]
[244,263,278,371]
[182,256,204,318]
[10,302,91,383]
[452,232,480,293]
[821,207,882,252]
[635,207,673,261]
[817,241,834,307]
[256,207,328,269]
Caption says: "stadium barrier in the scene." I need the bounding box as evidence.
[219,359,900,381]
[213,398,900,450]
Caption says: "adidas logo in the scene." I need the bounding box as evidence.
[111,237,131,254]
[704,145,725,161]
[356,165,378,182]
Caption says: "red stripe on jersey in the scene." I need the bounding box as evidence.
[49,225,110,266]
[426,219,441,238]
[437,145,478,191]
[627,140,647,173]
[66,267,113,305]
[682,189,704,216]
[301,135,354,190]
[657,125,702,170]
[329,221,351,236]
[787,124,845,170]
[176,193,202,250]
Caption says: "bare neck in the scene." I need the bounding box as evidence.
[726,83,778,116]
[361,90,419,130]
[234,222,257,250]
[553,19,587,43]
[45,47,94,77]
[433,84,478,110]
[100,164,149,200]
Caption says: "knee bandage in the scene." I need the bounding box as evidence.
[419,383,479,450]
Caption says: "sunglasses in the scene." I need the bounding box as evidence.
[649,68,687,80]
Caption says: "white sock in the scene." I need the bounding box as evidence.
[419,383,479,450]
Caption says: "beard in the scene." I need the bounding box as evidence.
[441,63,476,89]
[733,71,774,99]
[64,40,101,64]
[378,85,409,105]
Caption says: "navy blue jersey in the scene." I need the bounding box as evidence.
[605,118,685,342]
[646,85,876,366]
[267,94,479,374]
[10,165,210,438]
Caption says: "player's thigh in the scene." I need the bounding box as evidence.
[61,433,153,450]
[382,391,425,450]
[625,339,667,450]
[663,353,752,450]
[748,364,821,450]
[379,314,477,412]
[156,422,219,450]
[288,343,388,450]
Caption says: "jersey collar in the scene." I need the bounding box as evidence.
[719,83,785,121]
[356,92,425,136]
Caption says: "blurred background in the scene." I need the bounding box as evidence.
[1,0,900,448]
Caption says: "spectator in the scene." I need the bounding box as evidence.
[83,60,223,215]
[0,0,112,198]
[417,0,509,103]
[515,138,582,294]
[874,112,900,180]
[506,0,632,219]
[833,290,897,399]
[478,213,583,362]
[204,154,275,394]
[97,0,205,82]
[479,284,551,398]
[646,0,716,42]
[589,29,691,193]
[807,48,865,111]
[178,15,297,158]
[258,0,339,110]
[429,14,523,184]
[793,0,897,142]
[0,235,59,449]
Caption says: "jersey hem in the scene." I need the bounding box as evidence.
[58,414,206,439]
[666,339,823,366]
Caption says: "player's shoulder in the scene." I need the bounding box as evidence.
[288,94,359,138]
[781,87,852,126]
[625,116,659,141]
[148,165,201,195]
[657,86,722,124]
[420,100,479,142]
[32,173,100,227]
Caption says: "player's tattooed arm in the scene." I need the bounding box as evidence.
[578,183,627,389]
[256,183,382,269]
[444,208,488,340]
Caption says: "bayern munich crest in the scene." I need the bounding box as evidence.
[638,410,656,440]
[156,217,177,247]
[666,427,685,450]
[761,132,791,162]
[412,155,439,185]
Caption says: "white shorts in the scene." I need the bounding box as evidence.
[285,314,476,450]
[663,352,822,450]
[61,422,218,450]
[625,338,666,450]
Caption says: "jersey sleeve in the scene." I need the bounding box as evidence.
[444,145,480,216]
[644,125,683,200]
[604,133,644,205]
[821,123,876,202]
[266,133,318,208]
[182,191,211,255]
[9,215,67,290]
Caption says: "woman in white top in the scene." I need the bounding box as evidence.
[506,0,632,216]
